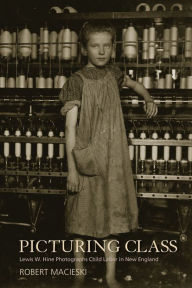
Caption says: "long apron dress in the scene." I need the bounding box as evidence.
[64,68,138,238]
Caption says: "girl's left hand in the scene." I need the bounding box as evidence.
[144,101,158,118]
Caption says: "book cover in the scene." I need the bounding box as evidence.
[0,1,192,288]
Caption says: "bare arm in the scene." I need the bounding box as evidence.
[122,75,158,118]
[65,106,80,192]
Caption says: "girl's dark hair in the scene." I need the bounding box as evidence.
[80,20,116,47]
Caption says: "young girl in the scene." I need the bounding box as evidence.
[59,21,157,288]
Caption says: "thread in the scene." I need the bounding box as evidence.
[157,77,165,89]
[142,28,149,61]
[59,131,65,159]
[0,76,6,88]
[165,74,172,89]
[71,31,78,59]
[49,31,57,59]
[26,130,32,161]
[186,76,192,89]
[176,133,182,162]
[149,25,156,62]
[185,27,192,59]
[62,28,71,61]
[18,27,32,58]
[128,131,134,161]
[124,24,137,61]
[143,76,153,89]
[37,129,43,159]
[48,130,54,159]
[170,25,178,58]
[140,132,146,161]
[164,132,170,161]
[4,129,10,158]
[46,77,53,88]
[0,29,12,58]
[152,132,158,161]
[180,77,186,89]
[7,77,15,88]
[32,33,38,60]
[163,28,170,60]
[15,129,21,158]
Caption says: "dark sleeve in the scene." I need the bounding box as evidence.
[108,63,124,87]
[59,73,83,115]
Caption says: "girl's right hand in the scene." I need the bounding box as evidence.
[67,170,81,193]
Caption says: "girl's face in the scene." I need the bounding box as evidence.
[83,32,114,67]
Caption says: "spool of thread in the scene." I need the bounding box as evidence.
[15,129,21,158]
[170,3,183,11]
[137,76,143,84]
[59,131,65,159]
[170,25,178,59]
[49,31,57,59]
[18,27,32,58]
[165,74,172,89]
[124,24,137,61]
[157,77,165,89]
[4,129,10,158]
[62,28,71,60]
[7,77,15,88]
[188,133,192,162]
[142,28,149,61]
[71,31,78,60]
[128,131,134,161]
[31,33,38,60]
[58,28,64,59]
[163,28,170,60]
[186,76,192,89]
[39,27,44,55]
[48,130,54,159]
[121,27,127,56]
[26,130,32,161]
[185,27,192,59]
[43,25,49,56]
[149,25,156,62]
[143,76,153,89]
[180,77,186,89]
[176,133,182,162]
[0,76,6,88]
[140,132,146,161]
[136,3,150,11]
[17,75,26,88]
[58,75,67,88]
[0,29,12,58]
[27,77,33,88]
[46,77,53,88]
[37,76,46,88]
[12,32,16,58]
[152,132,158,161]
[171,69,177,89]
[37,129,43,159]
[164,132,170,161]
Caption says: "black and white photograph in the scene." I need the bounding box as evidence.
[0,0,192,287]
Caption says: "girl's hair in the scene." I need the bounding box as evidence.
[80,20,116,47]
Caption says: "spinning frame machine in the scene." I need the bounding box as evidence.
[0,5,191,240]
